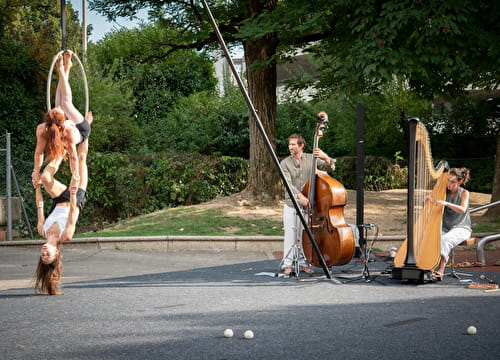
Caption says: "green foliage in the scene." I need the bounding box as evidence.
[276,97,364,159]
[276,82,431,159]
[0,80,41,161]
[473,217,500,234]
[351,83,433,158]
[151,87,249,155]
[76,54,142,153]
[82,152,248,227]
[420,95,497,194]
[311,0,499,98]
[0,1,83,161]
[90,24,217,99]
[134,53,217,127]
[334,155,408,191]
[88,25,217,152]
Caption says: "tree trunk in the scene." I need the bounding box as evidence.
[485,129,500,217]
[243,36,282,200]
[240,0,281,201]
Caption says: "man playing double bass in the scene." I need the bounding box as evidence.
[280,133,336,276]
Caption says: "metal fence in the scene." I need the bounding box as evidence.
[0,133,36,240]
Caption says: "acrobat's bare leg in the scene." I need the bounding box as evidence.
[57,51,84,125]
[40,157,67,199]
[77,139,89,191]
[55,51,74,108]
[55,54,64,108]
[63,50,73,75]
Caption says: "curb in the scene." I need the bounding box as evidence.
[1,233,496,252]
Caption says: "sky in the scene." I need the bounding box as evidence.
[68,0,148,42]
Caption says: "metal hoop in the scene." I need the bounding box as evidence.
[46,50,89,118]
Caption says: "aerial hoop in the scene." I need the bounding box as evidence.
[46,50,89,118]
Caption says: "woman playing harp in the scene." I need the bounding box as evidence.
[430,168,472,280]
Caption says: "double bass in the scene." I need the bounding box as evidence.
[301,112,356,267]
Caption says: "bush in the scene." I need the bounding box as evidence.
[334,154,407,191]
[82,152,248,228]
[150,88,249,156]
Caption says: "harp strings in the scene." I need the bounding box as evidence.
[413,122,438,256]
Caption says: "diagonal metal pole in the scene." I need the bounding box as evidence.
[200,0,334,280]
[10,166,34,239]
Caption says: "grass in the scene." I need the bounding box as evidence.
[81,207,498,238]
[81,207,283,238]
[473,217,500,233]
[16,195,499,240]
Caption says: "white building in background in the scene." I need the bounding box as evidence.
[213,49,318,102]
[213,50,246,97]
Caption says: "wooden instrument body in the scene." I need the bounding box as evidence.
[302,172,355,267]
[394,171,448,270]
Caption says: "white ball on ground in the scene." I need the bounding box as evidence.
[467,326,477,335]
[244,330,254,339]
[224,329,233,338]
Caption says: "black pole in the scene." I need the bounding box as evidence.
[404,118,419,266]
[356,106,365,250]
[200,0,333,280]
[61,0,67,50]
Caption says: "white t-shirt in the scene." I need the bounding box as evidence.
[43,206,70,240]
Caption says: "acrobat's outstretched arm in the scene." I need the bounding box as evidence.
[35,186,45,236]
[61,177,79,242]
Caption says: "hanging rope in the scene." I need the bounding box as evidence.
[60,0,67,51]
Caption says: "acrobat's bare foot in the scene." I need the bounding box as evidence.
[55,54,64,75]
[86,111,93,125]
[63,50,73,74]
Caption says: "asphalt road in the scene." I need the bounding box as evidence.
[1,246,499,360]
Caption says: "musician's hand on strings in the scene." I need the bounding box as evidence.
[314,148,335,169]
[313,148,328,161]
[436,200,448,207]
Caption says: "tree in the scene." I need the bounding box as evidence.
[88,25,217,153]
[300,0,499,205]
[0,0,83,161]
[89,0,334,200]
[307,0,499,97]
[76,51,140,153]
[90,0,499,201]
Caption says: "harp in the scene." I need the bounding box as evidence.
[392,118,449,282]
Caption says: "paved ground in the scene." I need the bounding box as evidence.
[1,247,499,360]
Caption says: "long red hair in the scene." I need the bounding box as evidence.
[44,109,66,161]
